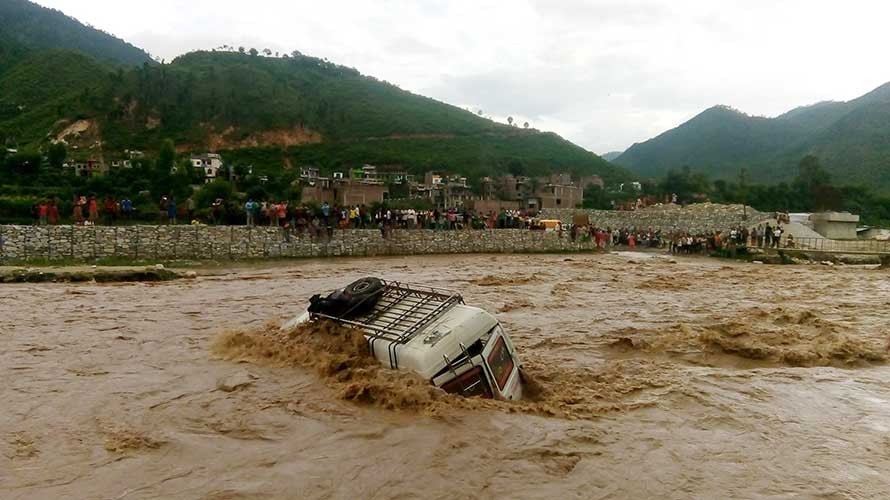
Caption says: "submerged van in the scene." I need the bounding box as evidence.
[285,277,523,400]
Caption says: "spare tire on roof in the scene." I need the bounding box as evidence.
[308,277,384,319]
[344,277,384,298]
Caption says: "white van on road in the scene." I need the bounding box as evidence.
[286,277,523,401]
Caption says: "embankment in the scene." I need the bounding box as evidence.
[0,226,600,261]
[542,203,768,233]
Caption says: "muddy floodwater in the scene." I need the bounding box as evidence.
[3,253,890,499]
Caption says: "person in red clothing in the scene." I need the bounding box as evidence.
[37,200,48,225]
[628,233,636,250]
[277,201,287,227]
[48,199,60,225]
[87,195,99,224]
[73,196,84,225]
[104,196,117,225]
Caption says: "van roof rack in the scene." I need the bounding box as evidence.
[309,280,464,345]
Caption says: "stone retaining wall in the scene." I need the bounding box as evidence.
[0,225,600,261]
[542,204,770,234]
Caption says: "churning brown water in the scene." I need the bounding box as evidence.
[2,253,890,499]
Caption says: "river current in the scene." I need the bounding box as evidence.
[2,253,889,499]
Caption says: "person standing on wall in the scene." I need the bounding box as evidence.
[167,197,177,225]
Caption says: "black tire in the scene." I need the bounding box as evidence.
[344,277,384,298]
[341,277,384,317]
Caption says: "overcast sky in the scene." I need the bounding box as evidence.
[33,0,890,154]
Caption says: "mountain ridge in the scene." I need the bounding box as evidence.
[615,82,890,189]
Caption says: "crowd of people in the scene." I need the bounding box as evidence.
[227,201,563,236]
[27,196,794,253]
[561,223,792,254]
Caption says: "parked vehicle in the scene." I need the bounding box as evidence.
[285,277,523,400]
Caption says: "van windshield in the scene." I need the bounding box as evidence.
[487,335,514,391]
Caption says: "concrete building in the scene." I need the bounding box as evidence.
[190,153,224,182]
[413,172,473,208]
[67,159,104,177]
[497,173,586,211]
[301,177,389,206]
[352,165,414,185]
[532,180,583,210]
[109,159,133,169]
[812,212,860,239]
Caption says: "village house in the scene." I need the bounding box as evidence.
[109,159,133,169]
[65,159,105,177]
[190,153,224,182]
[352,164,414,185]
[300,165,389,205]
[410,172,474,208]
[496,173,593,211]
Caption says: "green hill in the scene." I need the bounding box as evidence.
[615,82,890,190]
[0,0,153,66]
[0,0,629,186]
[1,48,629,183]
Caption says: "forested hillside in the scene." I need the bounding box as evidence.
[0,47,628,183]
[0,0,153,66]
[615,82,890,190]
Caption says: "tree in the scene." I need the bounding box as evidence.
[262,48,272,56]
[47,143,67,169]
[477,109,483,116]
[5,151,42,177]
[582,185,611,209]
[523,122,529,129]
[238,46,245,53]
[291,50,302,58]
[794,155,840,211]
[507,116,514,126]
[659,166,710,205]
[155,139,176,178]
[195,179,236,208]
[249,48,259,56]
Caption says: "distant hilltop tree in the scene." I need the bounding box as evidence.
[507,116,514,126]
[524,122,529,129]
[263,48,272,56]
[249,48,258,56]
[238,46,245,53]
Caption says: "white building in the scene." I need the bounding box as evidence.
[190,153,224,181]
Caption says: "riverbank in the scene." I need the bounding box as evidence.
[0,264,190,283]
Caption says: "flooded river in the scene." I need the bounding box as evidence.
[2,253,890,499]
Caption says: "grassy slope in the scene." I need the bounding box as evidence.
[0,49,108,142]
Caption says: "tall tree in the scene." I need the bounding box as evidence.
[47,143,67,169]
[155,139,176,179]
[794,155,839,211]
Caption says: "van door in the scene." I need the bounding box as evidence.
[482,325,522,400]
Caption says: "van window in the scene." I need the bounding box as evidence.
[441,366,492,398]
[487,336,514,391]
